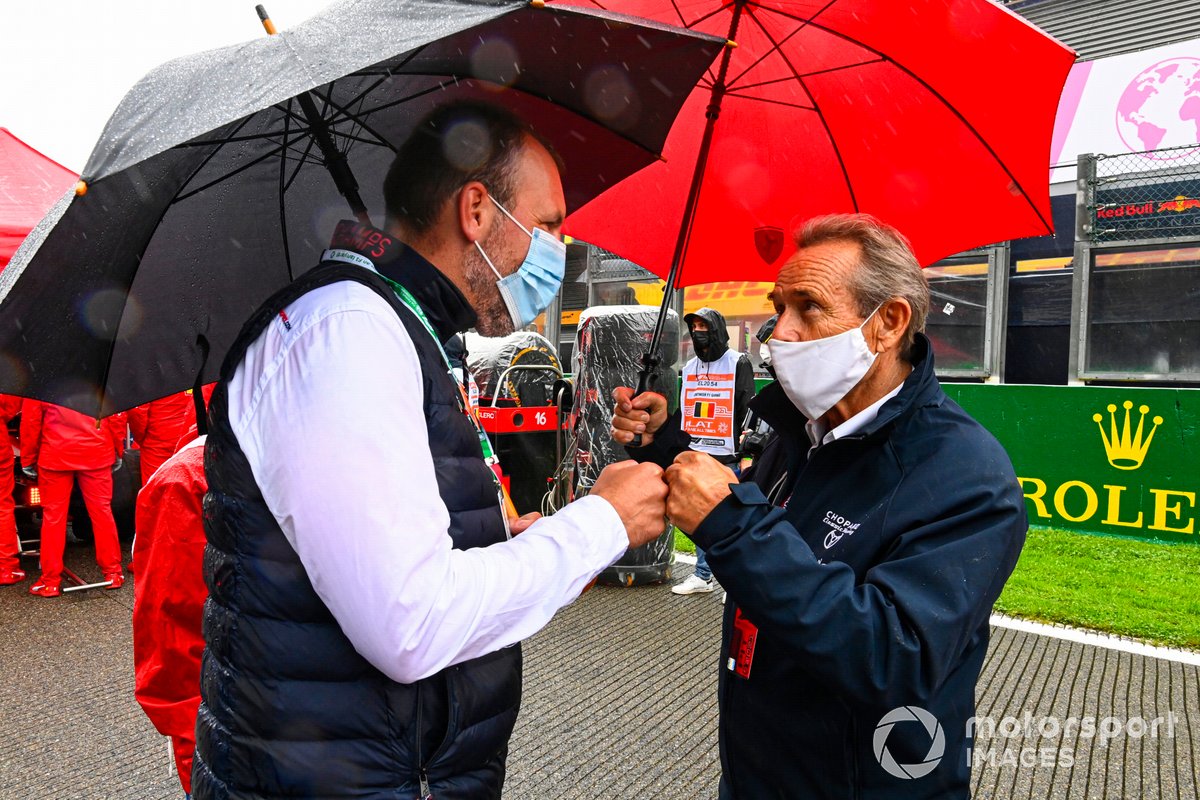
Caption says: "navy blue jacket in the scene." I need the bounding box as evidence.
[634,335,1026,798]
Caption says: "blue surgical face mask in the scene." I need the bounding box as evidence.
[474,196,566,330]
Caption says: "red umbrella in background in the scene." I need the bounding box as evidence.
[552,0,1075,406]
[0,130,77,271]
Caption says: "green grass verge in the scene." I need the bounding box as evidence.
[673,524,1200,649]
[995,526,1200,650]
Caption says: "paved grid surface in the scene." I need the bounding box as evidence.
[0,545,1197,799]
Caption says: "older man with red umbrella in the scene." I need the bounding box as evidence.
[614,214,1027,798]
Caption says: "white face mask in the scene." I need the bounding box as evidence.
[767,305,882,420]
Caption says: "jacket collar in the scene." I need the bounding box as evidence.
[752,333,942,440]
[325,220,478,342]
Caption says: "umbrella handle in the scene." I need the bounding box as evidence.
[627,353,660,448]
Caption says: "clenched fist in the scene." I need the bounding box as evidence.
[509,512,542,535]
[664,451,738,534]
[590,460,669,548]
[610,386,669,446]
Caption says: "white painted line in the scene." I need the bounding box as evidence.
[990,613,1200,666]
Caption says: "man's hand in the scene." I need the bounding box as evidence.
[112,459,123,474]
[610,387,669,446]
[21,465,37,483]
[509,511,541,536]
[664,452,738,534]
[590,460,669,548]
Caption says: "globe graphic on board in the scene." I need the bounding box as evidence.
[1115,57,1200,158]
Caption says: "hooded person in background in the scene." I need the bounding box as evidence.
[670,307,755,596]
[612,214,1026,798]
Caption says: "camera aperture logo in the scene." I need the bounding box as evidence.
[873,706,946,780]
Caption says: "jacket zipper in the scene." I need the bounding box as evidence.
[416,692,434,799]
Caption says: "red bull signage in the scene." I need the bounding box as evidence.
[1095,195,1200,221]
[942,385,1200,544]
[1156,196,1200,213]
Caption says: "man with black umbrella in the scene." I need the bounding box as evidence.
[193,102,669,799]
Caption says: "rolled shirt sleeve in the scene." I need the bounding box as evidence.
[229,282,628,684]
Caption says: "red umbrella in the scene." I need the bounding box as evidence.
[558,0,1076,282]
[553,0,1075,407]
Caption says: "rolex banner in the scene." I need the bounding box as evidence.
[943,384,1200,544]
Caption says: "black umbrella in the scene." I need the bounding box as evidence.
[0,0,723,416]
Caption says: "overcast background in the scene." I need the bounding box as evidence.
[0,0,334,172]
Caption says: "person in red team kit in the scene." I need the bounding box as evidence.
[127,390,196,487]
[133,431,207,798]
[0,394,26,586]
[19,400,127,597]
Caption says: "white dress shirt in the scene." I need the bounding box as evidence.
[805,383,905,451]
[227,280,628,684]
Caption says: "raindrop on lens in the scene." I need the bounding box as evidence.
[50,379,103,415]
[79,288,142,341]
[584,66,639,129]
[470,39,520,87]
[443,120,492,172]
[0,353,30,393]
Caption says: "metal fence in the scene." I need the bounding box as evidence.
[1084,143,1200,242]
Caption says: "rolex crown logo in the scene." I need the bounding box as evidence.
[1093,400,1163,471]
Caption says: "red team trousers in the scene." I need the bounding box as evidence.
[36,467,122,581]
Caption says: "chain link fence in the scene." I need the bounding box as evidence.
[1085,142,1200,242]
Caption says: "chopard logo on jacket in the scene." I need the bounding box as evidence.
[821,510,861,550]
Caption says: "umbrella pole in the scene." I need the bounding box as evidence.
[257,5,373,227]
[629,4,747,446]
[193,335,209,436]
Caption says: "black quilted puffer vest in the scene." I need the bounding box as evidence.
[193,227,519,800]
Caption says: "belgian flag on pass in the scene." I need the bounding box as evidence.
[693,401,716,418]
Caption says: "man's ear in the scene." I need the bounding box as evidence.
[873,298,911,354]
[457,181,490,243]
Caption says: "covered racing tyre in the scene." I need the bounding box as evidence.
[570,305,679,586]
[465,331,561,407]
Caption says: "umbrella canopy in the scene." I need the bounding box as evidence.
[556,0,1077,286]
[0,0,724,416]
[0,129,76,271]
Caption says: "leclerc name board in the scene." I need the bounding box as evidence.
[941,384,1200,544]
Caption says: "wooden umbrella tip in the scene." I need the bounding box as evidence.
[74,180,88,197]
[726,39,738,48]
[530,0,547,7]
